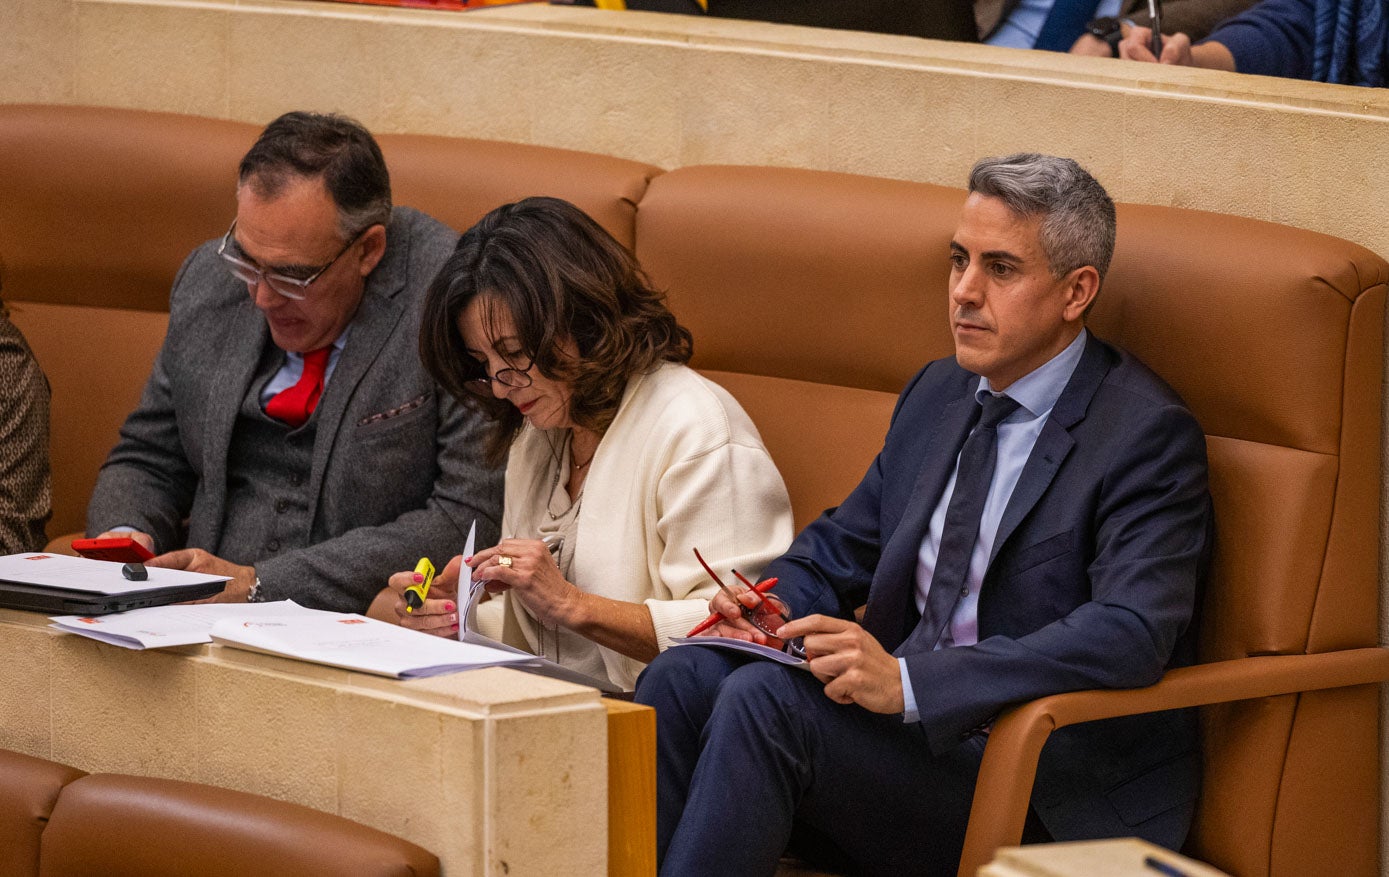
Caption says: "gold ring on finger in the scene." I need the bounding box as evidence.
[498,555,513,568]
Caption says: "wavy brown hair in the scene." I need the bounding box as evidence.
[421,196,693,465]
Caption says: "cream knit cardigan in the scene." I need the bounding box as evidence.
[490,362,794,690]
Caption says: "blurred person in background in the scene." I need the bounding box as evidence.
[0,276,52,553]
[1118,0,1386,87]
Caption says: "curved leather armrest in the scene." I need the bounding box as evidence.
[955,648,1389,876]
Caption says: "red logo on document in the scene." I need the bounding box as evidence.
[25,555,51,561]
[78,617,100,624]
[337,619,367,625]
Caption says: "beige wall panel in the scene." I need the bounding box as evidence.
[824,62,978,186]
[373,22,535,142]
[439,714,488,874]
[486,707,609,875]
[75,1,230,116]
[1267,111,1389,242]
[0,612,54,758]
[228,7,381,126]
[0,0,76,105]
[50,636,202,780]
[1118,96,1276,219]
[679,50,829,169]
[195,659,340,810]
[335,693,466,857]
[526,37,685,167]
[966,77,1129,193]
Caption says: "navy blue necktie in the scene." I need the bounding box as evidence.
[1033,0,1104,51]
[897,393,1019,657]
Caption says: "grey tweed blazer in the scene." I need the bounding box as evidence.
[87,207,502,612]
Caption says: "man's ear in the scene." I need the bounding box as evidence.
[1062,265,1100,322]
[355,224,388,277]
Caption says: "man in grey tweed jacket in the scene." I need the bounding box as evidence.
[87,112,501,611]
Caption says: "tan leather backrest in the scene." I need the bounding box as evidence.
[636,166,963,530]
[0,104,661,314]
[638,163,1385,657]
[1095,204,1386,660]
[0,106,255,313]
[39,773,438,877]
[377,132,659,251]
[635,165,1385,877]
[0,750,86,877]
[0,105,660,538]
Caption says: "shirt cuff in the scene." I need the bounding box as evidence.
[899,657,920,723]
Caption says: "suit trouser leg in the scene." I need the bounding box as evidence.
[637,646,987,877]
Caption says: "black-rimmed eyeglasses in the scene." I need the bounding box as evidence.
[463,360,536,397]
[217,219,359,301]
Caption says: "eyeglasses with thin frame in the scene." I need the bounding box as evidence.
[462,359,537,398]
[693,547,806,659]
[217,219,360,301]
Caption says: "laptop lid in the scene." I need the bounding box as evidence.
[0,579,226,615]
[0,553,229,616]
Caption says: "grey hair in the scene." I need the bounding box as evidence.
[967,153,1116,284]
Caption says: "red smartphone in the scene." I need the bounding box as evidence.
[71,536,155,563]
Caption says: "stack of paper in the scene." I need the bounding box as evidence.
[979,838,1230,877]
[455,523,622,693]
[210,612,537,679]
[50,601,319,650]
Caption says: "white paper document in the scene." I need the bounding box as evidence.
[50,601,318,650]
[667,636,811,669]
[456,523,621,693]
[210,612,537,679]
[0,552,229,594]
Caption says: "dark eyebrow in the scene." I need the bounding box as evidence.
[980,249,1023,263]
[229,234,322,276]
[949,241,1022,264]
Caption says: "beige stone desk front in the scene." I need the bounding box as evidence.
[0,606,642,875]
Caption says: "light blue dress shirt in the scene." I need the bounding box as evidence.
[985,0,1122,48]
[899,329,1087,723]
[258,329,350,406]
[110,330,352,538]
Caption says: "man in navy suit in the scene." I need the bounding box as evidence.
[635,153,1212,877]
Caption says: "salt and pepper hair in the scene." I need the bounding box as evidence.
[968,153,1116,284]
[237,111,393,241]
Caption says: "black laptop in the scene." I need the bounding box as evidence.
[0,553,227,615]
[0,579,226,615]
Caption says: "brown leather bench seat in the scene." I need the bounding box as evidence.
[0,748,439,877]
[0,104,1385,877]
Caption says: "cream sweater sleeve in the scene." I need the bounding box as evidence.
[643,439,796,651]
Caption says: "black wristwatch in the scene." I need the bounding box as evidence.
[1085,16,1128,57]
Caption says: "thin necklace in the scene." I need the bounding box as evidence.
[547,431,587,521]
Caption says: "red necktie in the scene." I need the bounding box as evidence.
[265,347,331,429]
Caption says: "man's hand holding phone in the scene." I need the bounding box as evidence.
[74,533,156,563]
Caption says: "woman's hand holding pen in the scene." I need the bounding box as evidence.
[701,586,785,647]
[468,538,581,628]
[386,554,462,637]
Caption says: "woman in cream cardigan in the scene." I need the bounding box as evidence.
[374,196,793,691]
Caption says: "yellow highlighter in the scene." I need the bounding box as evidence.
[404,557,436,614]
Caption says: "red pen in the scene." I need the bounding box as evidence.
[686,576,779,636]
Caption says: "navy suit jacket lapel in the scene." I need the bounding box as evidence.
[991,334,1110,562]
[865,385,978,649]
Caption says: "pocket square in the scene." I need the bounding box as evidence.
[357,393,427,427]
